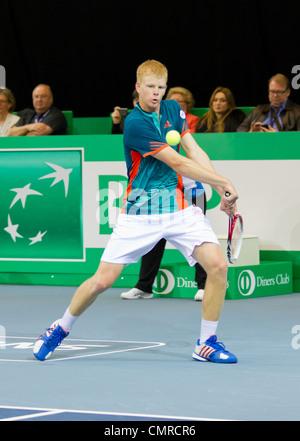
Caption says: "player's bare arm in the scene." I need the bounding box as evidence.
[153,145,238,215]
[179,132,238,214]
[180,132,215,172]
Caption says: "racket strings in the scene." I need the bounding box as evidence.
[231,218,243,258]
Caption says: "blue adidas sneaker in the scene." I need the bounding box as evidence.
[33,320,69,361]
[192,335,237,363]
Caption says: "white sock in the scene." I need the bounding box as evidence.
[200,319,218,344]
[59,308,78,333]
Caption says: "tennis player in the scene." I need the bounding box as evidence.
[34,60,239,363]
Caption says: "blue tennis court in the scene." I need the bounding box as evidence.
[0,284,299,421]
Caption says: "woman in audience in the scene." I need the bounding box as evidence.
[196,87,245,133]
[166,86,200,133]
[0,88,20,136]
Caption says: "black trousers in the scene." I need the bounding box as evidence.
[135,192,207,293]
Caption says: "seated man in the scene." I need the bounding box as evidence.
[8,84,67,136]
[237,73,300,132]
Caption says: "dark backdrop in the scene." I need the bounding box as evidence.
[1,0,299,117]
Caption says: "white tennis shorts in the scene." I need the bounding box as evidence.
[101,205,219,266]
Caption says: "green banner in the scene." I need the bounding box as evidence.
[0,135,299,292]
[0,149,83,261]
[226,262,293,299]
[153,261,293,299]
[153,264,197,298]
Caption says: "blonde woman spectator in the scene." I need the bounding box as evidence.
[0,88,20,136]
[196,87,246,133]
[166,86,200,133]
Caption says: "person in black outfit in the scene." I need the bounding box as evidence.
[196,87,245,133]
[8,84,67,136]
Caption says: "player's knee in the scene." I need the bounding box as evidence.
[219,258,228,275]
[208,257,228,280]
[91,274,113,295]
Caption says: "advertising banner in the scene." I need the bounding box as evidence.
[226,262,293,299]
[0,134,299,292]
[153,262,293,300]
[0,149,83,261]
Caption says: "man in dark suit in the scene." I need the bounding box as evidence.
[237,74,300,132]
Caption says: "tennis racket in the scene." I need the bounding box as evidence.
[227,213,243,263]
[224,191,243,263]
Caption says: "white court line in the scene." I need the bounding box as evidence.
[0,336,166,363]
[46,342,166,362]
[0,405,238,422]
[0,410,63,422]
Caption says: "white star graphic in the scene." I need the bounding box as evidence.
[29,231,47,245]
[39,162,73,197]
[4,215,23,242]
[10,183,42,209]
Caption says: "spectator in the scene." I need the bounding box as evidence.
[237,74,300,132]
[196,87,246,133]
[8,84,67,136]
[0,88,20,136]
[166,86,200,133]
[111,90,139,134]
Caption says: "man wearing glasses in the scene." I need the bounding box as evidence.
[237,73,300,132]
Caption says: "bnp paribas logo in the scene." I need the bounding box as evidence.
[0,149,83,261]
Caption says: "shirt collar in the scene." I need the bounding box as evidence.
[136,103,162,134]
[271,100,287,113]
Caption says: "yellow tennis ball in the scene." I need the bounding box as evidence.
[166,130,181,146]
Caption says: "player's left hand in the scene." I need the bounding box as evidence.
[221,186,238,216]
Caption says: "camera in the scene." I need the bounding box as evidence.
[117,108,128,116]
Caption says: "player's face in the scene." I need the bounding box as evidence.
[136,75,167,113]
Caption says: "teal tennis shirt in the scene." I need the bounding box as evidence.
[123,100,190,215]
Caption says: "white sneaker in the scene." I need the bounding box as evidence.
[121,288,153,300]
[194,289,204,301]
